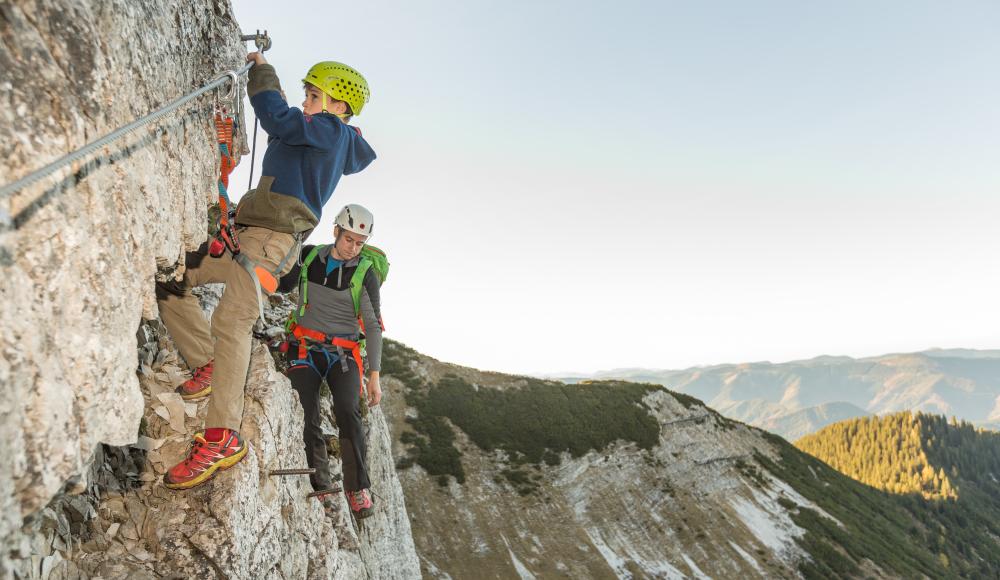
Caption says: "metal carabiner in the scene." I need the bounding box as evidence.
[217,69,240,103]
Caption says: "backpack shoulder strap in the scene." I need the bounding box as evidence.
[349,256,374,317]
[288,245,326,328]
[302,245,325,269]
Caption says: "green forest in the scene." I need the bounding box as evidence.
[796,412,954,498]
[796,412,1000,501]
[784,411,1000,577]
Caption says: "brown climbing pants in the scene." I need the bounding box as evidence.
[157,226,296,432]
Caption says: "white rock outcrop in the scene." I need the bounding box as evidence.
[71,340,356,579]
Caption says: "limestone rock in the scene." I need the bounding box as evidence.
[355,408,422,578]
[1,1,421,577]
[155,392,187,433]
[0,0,245,572]
[12,330,420,579]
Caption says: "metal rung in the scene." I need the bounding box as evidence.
[269,468,316,476]
[307,487,342,498]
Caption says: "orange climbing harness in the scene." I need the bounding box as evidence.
[288,322,365,393]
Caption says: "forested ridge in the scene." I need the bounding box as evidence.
[788,411,1000,577]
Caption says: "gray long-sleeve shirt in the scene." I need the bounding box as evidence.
[278,245,383,371]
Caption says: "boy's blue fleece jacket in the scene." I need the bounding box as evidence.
[250,89,376,220]
[236,63,375,234]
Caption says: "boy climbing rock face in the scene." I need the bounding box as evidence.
[156,51,376,491]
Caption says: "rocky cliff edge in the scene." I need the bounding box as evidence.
[0,2,418,577]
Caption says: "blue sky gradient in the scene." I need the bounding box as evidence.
[231,0,1000,374]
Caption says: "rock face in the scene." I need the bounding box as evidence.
[0,2,420,577]
[354,407,422,578]
[73,337,355,579]
[1,0,245,558]
[6,296,420,579]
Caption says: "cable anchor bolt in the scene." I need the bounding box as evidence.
[241,30,272,53]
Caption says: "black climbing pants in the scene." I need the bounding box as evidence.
[286,347,369,492]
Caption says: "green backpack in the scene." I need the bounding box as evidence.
[287,245,390,353]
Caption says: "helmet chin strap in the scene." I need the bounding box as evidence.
[321,93,350,121]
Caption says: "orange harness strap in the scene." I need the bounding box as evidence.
[214,112,236,225]
[209,112,241,257]
[289,323,365,394]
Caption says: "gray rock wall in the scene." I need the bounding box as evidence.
[355,409,421,578]
[0,1,420,578]
[7,304,420,579]
[59,340,362,579]
[1,2,244,562]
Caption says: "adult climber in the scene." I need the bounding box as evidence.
[156,51,376,490]
[278,204,384,519]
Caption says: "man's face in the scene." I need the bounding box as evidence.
[335,228,368,259]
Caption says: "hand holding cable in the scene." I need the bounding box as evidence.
[247,51,268,67]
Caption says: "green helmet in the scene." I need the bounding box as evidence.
[302,61,370,116]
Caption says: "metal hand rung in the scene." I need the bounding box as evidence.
[269,468,316,476]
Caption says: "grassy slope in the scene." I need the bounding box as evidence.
[383,341,664,492]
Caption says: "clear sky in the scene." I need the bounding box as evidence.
[230,0,1000,375]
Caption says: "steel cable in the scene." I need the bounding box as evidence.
[0,62,253,201]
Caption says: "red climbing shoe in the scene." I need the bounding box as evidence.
[346,489,374,519]
[177,360,213,400]
[163,429,247,490]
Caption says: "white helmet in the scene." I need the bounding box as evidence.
[334,204,374,237]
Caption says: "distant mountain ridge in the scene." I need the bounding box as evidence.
[761,402,871,441]
[554,349,1000,439]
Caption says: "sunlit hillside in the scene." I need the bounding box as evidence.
[794,412,1000,575]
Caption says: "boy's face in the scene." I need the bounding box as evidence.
[333,227,368,260]
[302,83,348,116]
[302,84,327,115]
